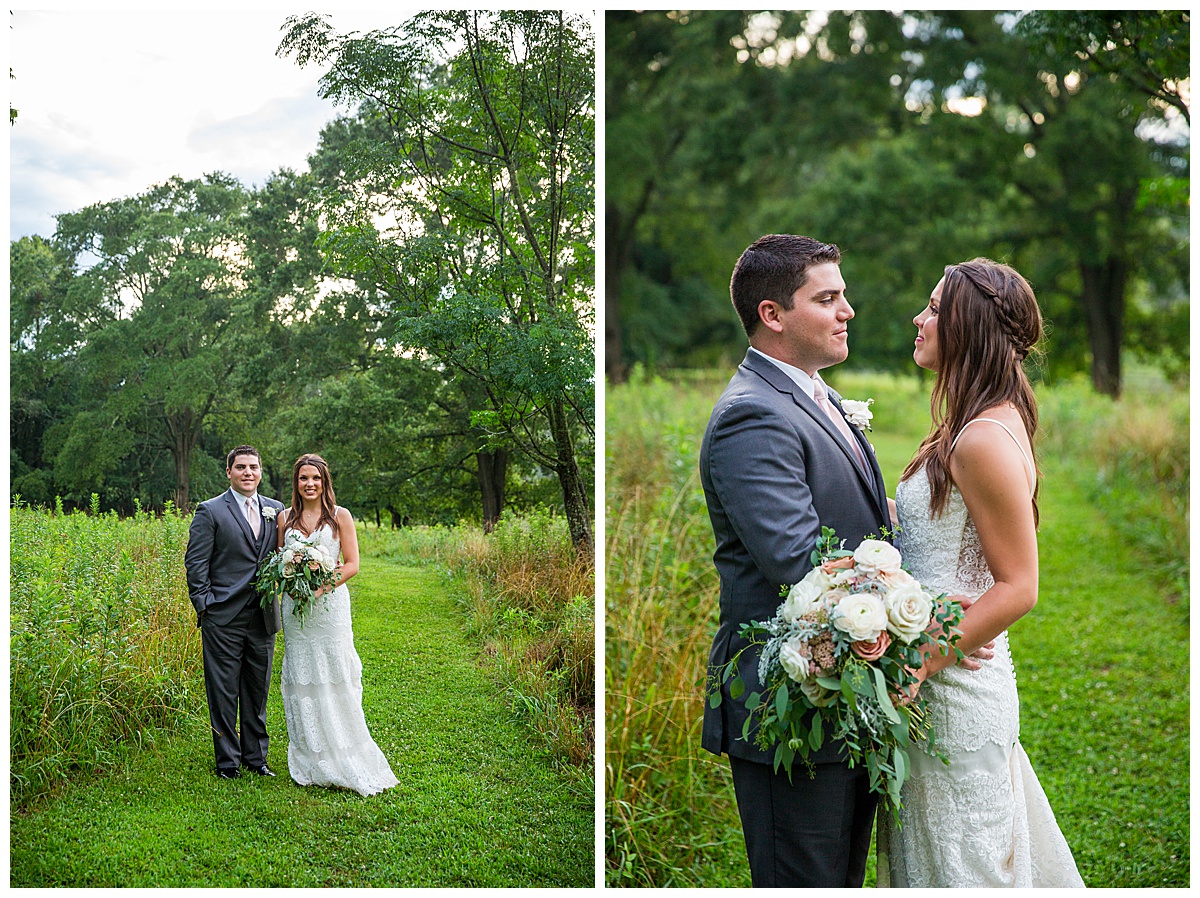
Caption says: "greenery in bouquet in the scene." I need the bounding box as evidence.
[714,527,964,820]
[256,530,341,628]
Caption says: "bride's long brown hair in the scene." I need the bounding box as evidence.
[900,258,1044,524]
[287,453,340,538]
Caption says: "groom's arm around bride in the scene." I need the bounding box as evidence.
[699,235,890,888]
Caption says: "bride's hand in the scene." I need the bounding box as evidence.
[949,593,996,671]
[896,664,928,706]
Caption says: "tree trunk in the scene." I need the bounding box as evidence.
[1079,257,1127,398]
[547,397,593,556]
[476,448,508,532]
[166,411,195,511]
[605,201,629,383]
[172,435,191,511]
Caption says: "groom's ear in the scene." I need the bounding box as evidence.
[757,300,786,334]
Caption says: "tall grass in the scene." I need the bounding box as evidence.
[1038,372,1188,602]
[11,500,595,811]
[359,508,596,771]
[604,365,1188,887]
[10,497,202,809]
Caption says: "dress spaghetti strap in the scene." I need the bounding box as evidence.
[950,417,1036,498]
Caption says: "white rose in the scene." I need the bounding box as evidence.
[782,578,824,623]
[832,592,888,643]
[885,581,935,643]
[317,547,337,573]
[840,398,874,431]
[853,539,902,576]
[778,636,812,683]
[800,678,837,707]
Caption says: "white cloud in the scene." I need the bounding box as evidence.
[8,7,420,238]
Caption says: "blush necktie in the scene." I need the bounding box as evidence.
[813,379,867,473]
[245,497,261,538]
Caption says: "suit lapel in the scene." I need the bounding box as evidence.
[742,351,887,519]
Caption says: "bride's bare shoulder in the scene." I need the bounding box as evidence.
[950,407,1032,494]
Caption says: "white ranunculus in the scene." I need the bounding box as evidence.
[801,564,835,591]
[782,578,824,623]
[832,592,888,643]
[853,539,903,576]
[827,565,859,586]
[885,580,935,643]
[778,636,812,683]
[800,678,837,707]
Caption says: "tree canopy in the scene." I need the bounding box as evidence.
[606,10,1189,396]
[280,10,595,550]
[11,11,596,541]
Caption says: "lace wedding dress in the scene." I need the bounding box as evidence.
[877,419,1083,887]
[280,519,398,796]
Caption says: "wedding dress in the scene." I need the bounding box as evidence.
[877,419,1083,887]
[280,518,398,796]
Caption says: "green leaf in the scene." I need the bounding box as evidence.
[774,682,790,721]
[730,676,745,700]
[871,664,902,725]
[893,745,909,792]
[708,691,722,709]
[809,713,824,751]
[745,691,761,711]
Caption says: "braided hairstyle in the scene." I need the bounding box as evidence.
[901,258,1043,524]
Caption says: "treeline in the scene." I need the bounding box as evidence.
[11,11,595,548]
[606,11,1189,396]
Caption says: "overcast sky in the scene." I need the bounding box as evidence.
[9,7,422,240]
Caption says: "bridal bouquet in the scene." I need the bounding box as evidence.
[716,527,964,819]
[255,530,340,628]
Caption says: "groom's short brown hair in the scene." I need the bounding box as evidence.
[730,234,841,337]
[226,445,261,470]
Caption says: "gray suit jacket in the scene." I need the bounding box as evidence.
[700,349,889,764]
[185,490,285,635]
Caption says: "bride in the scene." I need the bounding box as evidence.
[878,259,1083,887]
[275,453,398,796]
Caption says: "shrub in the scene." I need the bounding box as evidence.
[10,500,202,809]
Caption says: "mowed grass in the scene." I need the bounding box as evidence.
[604,366,1188,887]
[11,558,594,887]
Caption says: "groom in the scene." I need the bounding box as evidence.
[184,445,285,779]
[700,235,890,886]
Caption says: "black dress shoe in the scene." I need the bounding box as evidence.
[216,767,241,779]
[248,764,277,777]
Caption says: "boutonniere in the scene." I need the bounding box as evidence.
[261,506,278,521]
[840,398,874,432]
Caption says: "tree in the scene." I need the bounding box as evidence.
[280,10,595,551]
[1016,11,1189,125]
[604,10,1189,395]
[51,174,262,509]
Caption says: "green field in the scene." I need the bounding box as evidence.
[11,510,594,887]
[604,366,1188,887]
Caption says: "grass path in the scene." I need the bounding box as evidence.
[10,559,594,887]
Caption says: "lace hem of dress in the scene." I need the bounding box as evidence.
[881,740,1083,888]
